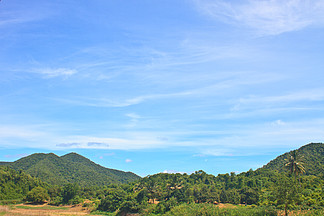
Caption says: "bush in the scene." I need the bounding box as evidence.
[48,196,63,206]
[24,187,49,204]
[117,200,140,215]
[164,203,277,216]
[70,195,83,205]
[97,189,126,212]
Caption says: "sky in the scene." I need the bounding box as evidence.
[1,0,324,177]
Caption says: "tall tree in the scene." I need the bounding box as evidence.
[273,175,298,216]
[284,150,306,181]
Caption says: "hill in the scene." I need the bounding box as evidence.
[0,152,140,186]
[259,143,324,176]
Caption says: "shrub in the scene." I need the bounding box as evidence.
[24,187,49,204]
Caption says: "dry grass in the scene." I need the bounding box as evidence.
[0,203,96,216]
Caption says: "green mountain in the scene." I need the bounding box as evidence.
[260,143,324,176]
[0,152,140,186]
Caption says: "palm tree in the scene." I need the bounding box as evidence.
[284,150,306,182]
[283,150,305,215]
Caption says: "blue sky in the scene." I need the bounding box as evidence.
[1,0,324,177]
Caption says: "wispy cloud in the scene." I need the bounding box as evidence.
[34,68,77,79]
[125,159,132,163]
[54,90,193,108]
[56,143,80,148]
[0,1,56,29]
[125,113,142,128]
[0,125,45,139]
[232,88,324,111]
[1,117,323,156]
[199,118,324,156]
[195,0,324,36]
[4,153,29,159]
[54,135,166,150]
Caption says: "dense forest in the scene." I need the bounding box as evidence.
[261,143,324,176]
[2,152,140,186]
[1,143,323,215]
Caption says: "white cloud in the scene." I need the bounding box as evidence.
[162,170,186,174]
[35,68,77,78]
[0,3,54,28]
[198,118,324,156]
[54,90,193,108]
[232,88,324,111]
[125,113,141,119]
[125,159,132,163]
[54,134,166,150]
[271,120,286,126]
[195,0,324,36]
[125,113,142,128]
[0,125,45,139]
[1,117,323,156]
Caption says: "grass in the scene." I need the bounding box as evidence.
[0,206,9,215]
[0,199,23,205]
[90,210,116,215]
[14,205,69,210]
[163,203,278,216]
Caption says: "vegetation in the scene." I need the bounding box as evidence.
[0,143,323,215]
[261,143,324,176]
[2,152,140,186]
[24,186,49,204]
[284,150,306,178]
[13,205,68,210]
[164,203,277,216]
[0,166,47,200]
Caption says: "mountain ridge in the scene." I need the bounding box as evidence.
[259,142,324,176]
[0,152,140,186]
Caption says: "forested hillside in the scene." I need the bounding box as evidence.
[260,143,324,176]
[0,166,47,200]
[0,152,140,186]
[1,143,323,215]
[93,143,324,215]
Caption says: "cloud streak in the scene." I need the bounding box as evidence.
[34,68,77,79]
[195,0,324,36]
[54,90,193,108]
[232,88,324,111]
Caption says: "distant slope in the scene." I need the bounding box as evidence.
[260,143,324,176]
[0,152,140,186]
[0,166,47,200]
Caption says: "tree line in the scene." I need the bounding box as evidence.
[1,146,324,215]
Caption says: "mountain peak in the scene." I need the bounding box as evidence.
[1,152,140,186]
[62,152,80,156]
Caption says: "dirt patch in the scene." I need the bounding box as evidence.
[216,203,237,208]
[1,203,99,216]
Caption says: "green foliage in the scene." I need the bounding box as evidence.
[0,199,23,205]
[48,196,63,206]
[24,186,49,203]
[271,175,299,215]
[1,152,140,186]
[90,210,116,215]
[1,143,324,216]
[62,183,80,204]
[117,200,140,215]
[97,188,127,212]
[261,143,324,176]
[0,166,47,200]
[284,150,306,177]
[164,203,277,216]
[14,205,68,210]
